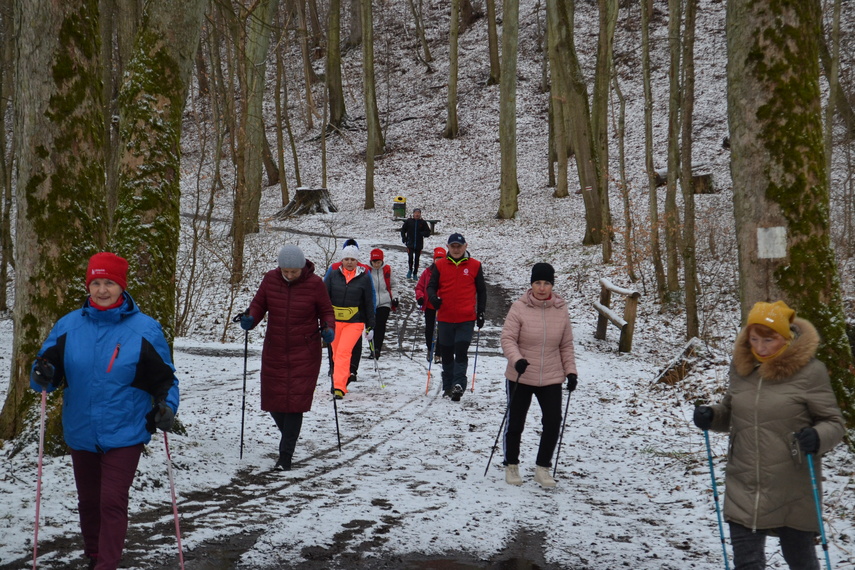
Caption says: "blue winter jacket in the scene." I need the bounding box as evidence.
[30,292,180,453]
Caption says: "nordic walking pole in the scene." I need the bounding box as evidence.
[469,328,481,392]
[232,312,249,460]
[552,388,573,478]
[163,432,186,570]
[704,430,730,570]
[327,343,342,452]
[32,389,47,570]
[807,452,833,570]
[484,374,521,476]
[368,338,385,388]
[424,315,439,395]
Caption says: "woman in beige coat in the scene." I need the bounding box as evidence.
[500,263,578,488]
[694,300,844,570]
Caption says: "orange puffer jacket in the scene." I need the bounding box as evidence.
[500,289,577,386]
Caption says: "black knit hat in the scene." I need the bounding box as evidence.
[530,263,555,285]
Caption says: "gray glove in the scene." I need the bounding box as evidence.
[147,402,175,433]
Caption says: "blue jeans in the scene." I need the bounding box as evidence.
[729,522,819,570]
[436,320,475,391]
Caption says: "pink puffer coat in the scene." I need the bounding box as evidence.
[501,289,577,386]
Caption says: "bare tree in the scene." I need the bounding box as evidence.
[664,0,682,294]
[362,0,384,208]
[728,0,855,424]
[680,0,698,338]
[496,0,519,219]
[0,0,15,312]
[591,0,616,261]
[327,0,348,128]
[485,0,500,84]
[443,0,460,139]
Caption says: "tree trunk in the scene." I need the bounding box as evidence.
[728,0,855,425]
[443,0,460,139]
[565,0,602,245]
[546,0,571,199]
[345,0,362,49]
[680,0,698,338]
[407,0,432,63]
[664,0,682,294]
[1,0,107,444]
[274,14,290,206]
[496,0,519,219]
[296,0,318,129]
[612,70,636,282]
[327,0,347,128]
[485,0,500,85]
[362,0,384,158]
[362,0,384,207]
[0,0,15,312]
[641,0,666,299]
[113,0,206,340]
[592,0,616,261]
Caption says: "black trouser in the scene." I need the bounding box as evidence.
[503,381,562,467]
[424,308,437,353]
[372,306,391,355]
[270,412,303,467]
[350,337,362,376]
[729,522,819,570]
[406,247,423,274]
[437,320,474,391]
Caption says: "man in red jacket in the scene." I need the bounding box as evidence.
[426,233,487,401]
[241,245,335,471]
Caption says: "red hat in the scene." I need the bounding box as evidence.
[370,248,384,261]
[433,247,446,259]
[86,252,128,290]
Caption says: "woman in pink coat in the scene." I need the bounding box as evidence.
[500,263,578,488]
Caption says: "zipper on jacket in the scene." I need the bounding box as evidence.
[539,302,547,386]
[107,343,121,373]
[751,376,763,531]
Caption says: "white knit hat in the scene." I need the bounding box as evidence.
[341,245,360,261]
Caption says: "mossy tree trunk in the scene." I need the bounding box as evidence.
[112,0,206,343]
[0,0,107,445]
[728,0,855,425]
[496,0,519,219]
[545,0,571,199]
[327,0,347,129]
[0,0,15,312]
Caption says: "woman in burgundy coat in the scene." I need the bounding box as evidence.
[241,245,336,471]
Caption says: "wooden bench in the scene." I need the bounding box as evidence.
[393,217,441,234]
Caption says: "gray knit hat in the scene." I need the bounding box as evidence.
[278,245,306,269]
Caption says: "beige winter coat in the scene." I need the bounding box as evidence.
[501,290,577,386]
[709,317,845,533]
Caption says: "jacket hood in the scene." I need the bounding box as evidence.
[284,259,316,285]
[82,291,140,322]
[732,317,819,381]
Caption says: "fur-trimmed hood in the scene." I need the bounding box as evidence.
[732,317,819,381]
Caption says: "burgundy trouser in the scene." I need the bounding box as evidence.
[70,444,143,570]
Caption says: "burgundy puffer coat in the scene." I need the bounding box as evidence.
[247,260,335,413]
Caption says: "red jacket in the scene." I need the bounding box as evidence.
[247,261,335,413]
[426,254,486,323]
[414,265,436,310]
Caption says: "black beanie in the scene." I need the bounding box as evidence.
[530,263,555,285]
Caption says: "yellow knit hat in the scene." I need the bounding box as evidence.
[746,301,795,339]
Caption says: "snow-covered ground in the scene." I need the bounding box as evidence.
[2,0,855,568]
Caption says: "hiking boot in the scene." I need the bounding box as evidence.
[505,464,523,486]
[442,388,452,398]
[334,389,345,400]
[406,270,413,279]
[534,465,556,488]
[450,384,464,402]
[275,455,292,471]
[347,373,357,386]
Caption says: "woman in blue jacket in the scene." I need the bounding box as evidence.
[30,252,180,570]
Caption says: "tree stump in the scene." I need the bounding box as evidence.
[273,187,338,219]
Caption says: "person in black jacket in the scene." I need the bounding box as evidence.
[399,208,432,279]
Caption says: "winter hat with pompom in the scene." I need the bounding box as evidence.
[341,245,360,261]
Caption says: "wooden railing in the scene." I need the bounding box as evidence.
[593,278,641,353]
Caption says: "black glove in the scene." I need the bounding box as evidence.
[146,402,175,433]
[476,312,485,329]
[514,359,529,375]
[693,406,714,431]
[566,373,578,392]
[417,297,425,309]
[391,298,399,312]
[430,296,442,310]
[795,427,820,454]
[32,357,56,389]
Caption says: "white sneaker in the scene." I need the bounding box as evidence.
[534,465,556,488]
[505,464,523,486]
